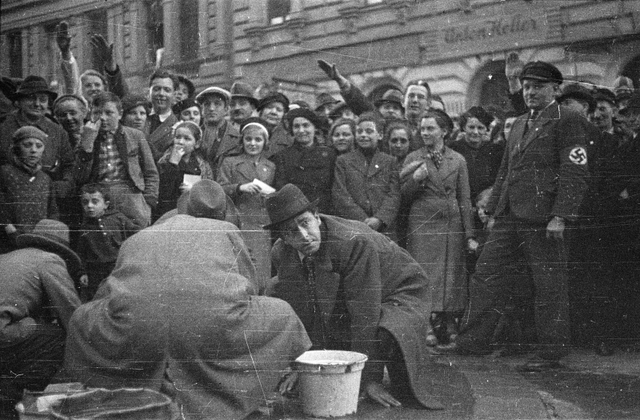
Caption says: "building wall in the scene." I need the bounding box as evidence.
[1,0,639,114]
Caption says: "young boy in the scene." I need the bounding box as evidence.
[0,126,58,253]
[77,183,141,300]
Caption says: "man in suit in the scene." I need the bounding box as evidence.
[266,184,444,410]
[434,61,590,371]
[146,70,179,160]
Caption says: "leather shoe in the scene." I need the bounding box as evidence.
[517,359,563,372]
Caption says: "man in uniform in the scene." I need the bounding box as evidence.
[266,183,444,409]
[435,62,590,371]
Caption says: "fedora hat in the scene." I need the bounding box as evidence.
[314,92,339,112]
[263,184,319,230]
[374,89,404,110]
[13,75,58,102]
[16,219,82,275]
[230,81,259,108]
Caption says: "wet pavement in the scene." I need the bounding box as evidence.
[254,347,640,420]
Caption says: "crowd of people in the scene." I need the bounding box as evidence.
[1,22,640,419]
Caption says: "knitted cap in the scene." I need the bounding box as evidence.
[12,126,48,144]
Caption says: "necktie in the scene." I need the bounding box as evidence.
[303,256,327,348]
[526,110,539,134]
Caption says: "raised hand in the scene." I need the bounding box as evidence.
[56,21,71,59]
[90,34,116,72]
[317,59,338,80]
[505,52,524,79]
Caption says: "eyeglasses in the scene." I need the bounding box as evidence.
[389,137,409,144]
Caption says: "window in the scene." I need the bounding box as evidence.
[147,0,164,63]
[180,0,199,60]
[86,10,108,70]
[8,31,22,78]
[268,0,291,25]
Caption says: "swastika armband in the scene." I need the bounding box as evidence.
[568,147,587,165]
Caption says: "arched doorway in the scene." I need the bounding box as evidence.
[621,55,640,88]
[467,60,512,112]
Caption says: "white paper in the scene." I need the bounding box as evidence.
[252,178,276,196]
[183,174,202,187]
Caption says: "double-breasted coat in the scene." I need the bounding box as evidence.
[271,143,337,214]
[401,147,474,313]
[332,149,400,238]
[218,153,275,288]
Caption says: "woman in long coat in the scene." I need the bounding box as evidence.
[400,109,476,346]
[218,117,275,289]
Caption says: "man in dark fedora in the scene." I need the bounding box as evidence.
[265,183,444,410]
[229,81,259,127]
[0,75,76,214]
[0,219,82,413]
[374,89,405,120]
[434,61,590,371]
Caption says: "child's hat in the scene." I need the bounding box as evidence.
[13,126,48,144]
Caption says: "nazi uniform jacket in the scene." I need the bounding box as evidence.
[487,102,589,222]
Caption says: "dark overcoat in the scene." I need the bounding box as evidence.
[271,143,337,213]
[147,113,179,161]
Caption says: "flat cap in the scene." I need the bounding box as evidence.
[520,61,563,84]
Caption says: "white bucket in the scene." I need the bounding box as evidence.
[294,350,368,418]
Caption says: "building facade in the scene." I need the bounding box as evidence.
[2,0,639,114]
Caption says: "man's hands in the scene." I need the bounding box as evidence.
[364,217,383,232]
[412,162,428,182]
[365,381,401,408]
[56,21,72,60]
[317,59,350,90]
[505,52,524,94]
[546,216,565,240]
[90,34,116,72]
[80,120,101,153]
[278,371,298,395]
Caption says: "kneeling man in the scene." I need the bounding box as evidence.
[266,184,443,409]
[61,180,311,419]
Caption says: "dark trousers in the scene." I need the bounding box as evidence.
[0,325,66,414]
[457,215,570,360]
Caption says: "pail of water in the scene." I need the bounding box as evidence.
[294,350,368,418]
